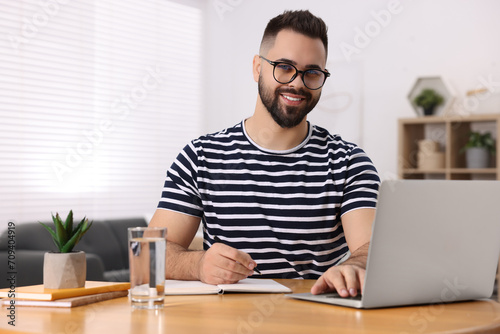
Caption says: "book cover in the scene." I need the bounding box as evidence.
[1,290,128,308]
[0,281,130,301]
[164,278,292,295]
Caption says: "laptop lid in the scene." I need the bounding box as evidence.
[289,180,500,309]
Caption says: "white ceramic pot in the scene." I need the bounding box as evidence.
[43,251,86,289]
[466,147,490,169]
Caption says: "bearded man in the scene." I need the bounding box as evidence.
[150,9,380,298]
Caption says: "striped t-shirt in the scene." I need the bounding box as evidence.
[158,121,380,279]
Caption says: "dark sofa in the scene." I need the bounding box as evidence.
[0,218,147,289]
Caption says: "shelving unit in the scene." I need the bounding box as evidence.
[398,114,500,180]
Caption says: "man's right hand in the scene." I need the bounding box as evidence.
[149,209,257,283]
[197,242,257,284]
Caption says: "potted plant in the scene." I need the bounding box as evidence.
[460,131,496,169]
[413,89,444,116]
[39,210,93,289]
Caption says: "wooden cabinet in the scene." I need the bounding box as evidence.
[398,114,500,180]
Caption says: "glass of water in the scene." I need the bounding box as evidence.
[128,227,167,309]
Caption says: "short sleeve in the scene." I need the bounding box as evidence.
[157,141,204,218]
[340,146,380,217]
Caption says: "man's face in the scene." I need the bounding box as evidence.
[257,29,327,129]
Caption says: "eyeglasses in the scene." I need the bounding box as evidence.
[259,55,330,90]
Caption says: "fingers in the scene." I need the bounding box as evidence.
[342,265,360,297]
[223,244,257,272]
[198,243,256,285]
[311,265,365,297]
[311,275,331,295]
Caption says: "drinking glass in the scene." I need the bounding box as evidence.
[128,227,166,309]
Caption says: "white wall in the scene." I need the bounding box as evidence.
[202,0,500,179]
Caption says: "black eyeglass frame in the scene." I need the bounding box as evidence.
[259,55,330,90]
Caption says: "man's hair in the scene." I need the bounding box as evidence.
[260,10,328,58]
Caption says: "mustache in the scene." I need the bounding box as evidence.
[276,87,312,100]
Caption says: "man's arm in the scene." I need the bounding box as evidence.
[311,208,375,296]
[149,209,257,284]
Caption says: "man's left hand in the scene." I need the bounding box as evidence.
[311,263,366,297]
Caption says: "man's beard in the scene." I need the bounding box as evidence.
[258,75,321,128]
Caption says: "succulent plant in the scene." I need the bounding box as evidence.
[39,210,93,253]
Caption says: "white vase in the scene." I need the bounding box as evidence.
[43,251,86,289]
[465,147,490,169]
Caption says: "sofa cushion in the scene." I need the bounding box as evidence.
[76,221,125,271]
[104,218,148,270]
[0,222,59,252]
[103,269,130,282]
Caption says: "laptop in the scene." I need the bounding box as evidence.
[288,180,500,308]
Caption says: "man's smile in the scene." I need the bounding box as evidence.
[281,93,305,106]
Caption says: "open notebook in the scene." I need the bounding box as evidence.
[164,278,291,295]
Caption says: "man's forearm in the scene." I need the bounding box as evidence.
[165,241,204,280]
[342,242,370,268]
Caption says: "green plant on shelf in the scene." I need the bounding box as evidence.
[413,89,444,116]
[460,131,496,155]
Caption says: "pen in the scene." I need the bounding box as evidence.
[213,236,262,275]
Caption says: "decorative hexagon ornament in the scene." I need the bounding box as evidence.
[407,76,455,117]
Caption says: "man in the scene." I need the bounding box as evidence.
[150,10,380,298]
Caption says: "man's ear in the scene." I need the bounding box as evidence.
[252,55,261,83]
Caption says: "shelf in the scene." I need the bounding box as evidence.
[398,114,500,180]
[403,168,497,174]
[402,168,446,174]
[449,168,497,174]
[400,113,500,124]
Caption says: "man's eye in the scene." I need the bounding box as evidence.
[276,64,294,72]
[305,70,322,78]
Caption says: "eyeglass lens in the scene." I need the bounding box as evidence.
[274,63,326,90]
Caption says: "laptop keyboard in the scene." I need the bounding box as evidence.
[325,293,363,301]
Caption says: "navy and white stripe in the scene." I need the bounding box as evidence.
[158,121,380,279]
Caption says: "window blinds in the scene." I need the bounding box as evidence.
[0,0,203,225]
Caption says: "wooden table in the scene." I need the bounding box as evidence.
[2,279,500,334]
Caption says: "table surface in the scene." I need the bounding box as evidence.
[2,279,500,334]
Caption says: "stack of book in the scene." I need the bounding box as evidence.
[0,281,130,308]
